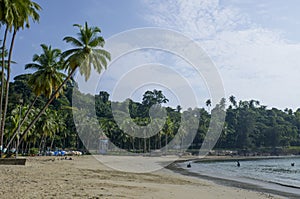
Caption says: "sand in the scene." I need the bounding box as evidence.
[0,155,282,199]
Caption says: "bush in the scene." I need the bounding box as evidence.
[29,148,39,155]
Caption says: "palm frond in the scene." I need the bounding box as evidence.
[25,63,42,70]
[63,36,83,47]
[61,48,82,59]
[89,36,104,47]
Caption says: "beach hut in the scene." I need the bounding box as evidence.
[99,135,109,154]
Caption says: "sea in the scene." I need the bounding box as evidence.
[179,156,300,198]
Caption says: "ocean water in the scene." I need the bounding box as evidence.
[179,156,300,196]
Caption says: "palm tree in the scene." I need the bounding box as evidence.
[163,116,175,154]
[0,0,41,154]
[0,46,9,83]
[6,44,66,149]
[19,22,111,145]
[121,119,136,151]
[50,112,66,149]
[5,104,38,153]
[229,95,237,108]
[35,109,59,153]
[26,44,66,98]
[206,99,211,112]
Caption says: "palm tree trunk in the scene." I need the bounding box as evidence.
[6,96,38,149]
[24,142,28,154]
[143,138,146,153]
[143,130,147,153]
[159,133,161,149]
[1,29,17,154]
[18,67,77,146]
[0,27,9,157]
[138,138,141,152]
[180,136,183,153]
[38,135,44,153]
[38,139,42,153]
[148,137,151,152]
[50,134,55,149]
[131,137,135,152]
[165,134,168,155]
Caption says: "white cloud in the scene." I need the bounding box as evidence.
[141,0,300,109]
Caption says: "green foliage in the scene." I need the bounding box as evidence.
[62,21,111,80]
[25,44,66,99]
[29,147,38,155]
[5,76,300,155]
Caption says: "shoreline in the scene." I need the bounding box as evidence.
[0,155,287,198]
[166,156,300,199]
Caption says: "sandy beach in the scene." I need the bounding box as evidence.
[0,155,282,199]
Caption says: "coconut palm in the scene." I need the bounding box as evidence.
[5,104,39,153]
[163,117,175,154]
[0,46,8,83]
[206,99,212,112]
[19,22,110,145]
[0,0,41,154]
[62,22,110,81]
[26,44,66,98]
[229,95,237,108]
[50,112,66,149]
[6,44,66,149]
[35,109,59,153]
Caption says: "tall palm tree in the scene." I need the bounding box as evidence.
[163,116,175,154]
[50,111,66,149]
[0,46,8,83]
[19,22,111,145]
[6,44,66,149]
[0,0,41,154]
[229,95,237,108]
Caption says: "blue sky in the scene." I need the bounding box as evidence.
[5,0,300,110]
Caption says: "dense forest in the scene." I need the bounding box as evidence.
[1,0,300,157]
[77,89,300,155]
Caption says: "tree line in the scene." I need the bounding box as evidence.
[94,92,300,155]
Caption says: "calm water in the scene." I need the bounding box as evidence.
[179,156,300,195]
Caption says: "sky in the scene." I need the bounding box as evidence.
[4,0,300,110]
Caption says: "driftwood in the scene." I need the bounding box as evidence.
[0,158,26,165]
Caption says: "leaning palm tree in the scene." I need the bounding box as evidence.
[19,22,111,145]
[0,0,41,154]
[6,44,66,149]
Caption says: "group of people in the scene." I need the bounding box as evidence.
[186,161,296,168]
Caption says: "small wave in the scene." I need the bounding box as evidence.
[262,168,299,174]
